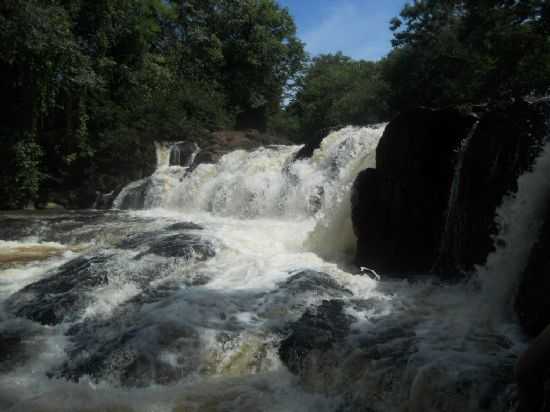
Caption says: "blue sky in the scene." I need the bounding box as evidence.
[277,0,409,61]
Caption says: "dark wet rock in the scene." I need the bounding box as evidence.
[352,98,550,278]
[6,255,111,325]
[93,190,119,210]
[515,202,550,337]
[53,287,262,387]
[54,316,201,387]
[259,271,352,322]
[169,142,199,167]
[433,98,550,274]
[134,234,215,260]
[352,107,477,276]
[0,333,25,372]
[166,222,203,231]
[117,230,164,249]
[279,299,353,375]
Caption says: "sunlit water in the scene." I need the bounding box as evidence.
[1,125,548,412]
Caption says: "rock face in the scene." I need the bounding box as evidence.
[434,99,550,274]
[352,98,550,278]
[515,203,550,337]
[352,107,477,275]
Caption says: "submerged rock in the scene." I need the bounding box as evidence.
[55,317,201,387]
[6,255,111,325]
[279,299,353,375]
[166,222,203,231]
[280,270,352,298]
[134,234,215,260]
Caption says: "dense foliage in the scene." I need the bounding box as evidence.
[383,0,550,112]
[287,53,389,138]
[1,0,549,209]
[0,0,304,208]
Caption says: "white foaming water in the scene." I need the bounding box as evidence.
[477,142,550,323]
[146,126,385,259]
[155,141,173,169]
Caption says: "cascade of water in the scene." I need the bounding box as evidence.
[303,125,384,260]
[3,120,550,412]
[149,126,386,225]
[154,141,173,169]
[433,120,480,271]
[169,142,200,167]
[477,141,550,323]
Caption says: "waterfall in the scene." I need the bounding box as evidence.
[155,126,385,220]
[4,120,550,412]
[477,142,550,322]
[114,141,200,210]
[433,119,480,271]
[154,141,172,169]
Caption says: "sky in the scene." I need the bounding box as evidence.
[277,0,409,61]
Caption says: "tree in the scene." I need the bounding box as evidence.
[290,53,389,138]
[384,0,550,113]
[0,0,306,208]
[206,0,306,130]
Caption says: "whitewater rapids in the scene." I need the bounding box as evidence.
[0,125,547,411]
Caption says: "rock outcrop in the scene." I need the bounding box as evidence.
[352,107,477,276]
[352,98,550,278]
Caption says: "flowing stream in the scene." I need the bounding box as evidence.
[1,125,548,412]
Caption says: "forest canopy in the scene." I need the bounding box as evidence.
[1,0,549,209]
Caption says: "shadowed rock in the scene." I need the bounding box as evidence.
[352,99,550,278]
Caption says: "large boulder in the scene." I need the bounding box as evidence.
[352,98,550,278]
[352,107,477,275]
[434,98,550,274]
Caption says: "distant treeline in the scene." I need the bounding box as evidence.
[1,0,549,208]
